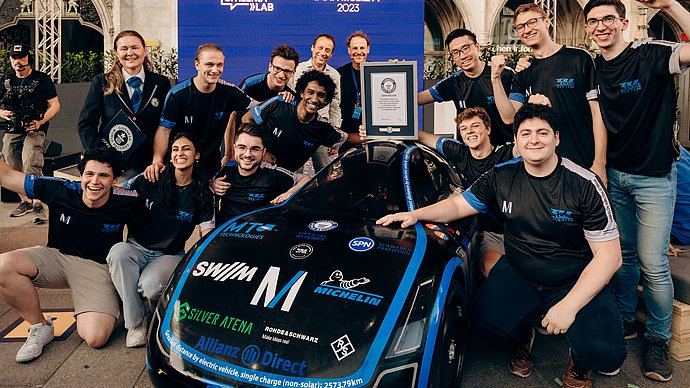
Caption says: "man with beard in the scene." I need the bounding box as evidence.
[418,29,515,145]
[145,43,251,181]
[243,70,347,172]
[211,123,308,225]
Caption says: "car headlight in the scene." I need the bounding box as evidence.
[385,278,434,359]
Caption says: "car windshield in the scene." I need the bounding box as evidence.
[287,142,408,218]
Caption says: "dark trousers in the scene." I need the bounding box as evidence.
[473,257,627,372]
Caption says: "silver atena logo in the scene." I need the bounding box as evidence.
[151,97,159,107]
[109,124,134,151]
[380,78,396,93]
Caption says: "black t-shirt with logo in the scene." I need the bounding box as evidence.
[124,175,214,254]
[430,62,515,145]
[463,157,618,287]
[437,138,516,234]
[25,175,141,264]
[509,46,597,167]
[595,39,687,176]
[240,72,296,103]
[252,97,347,171]
[160,78,251,172]
[2,69,57,132]
[214,161,300,225]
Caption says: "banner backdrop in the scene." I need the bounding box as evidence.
[178,0,425,88]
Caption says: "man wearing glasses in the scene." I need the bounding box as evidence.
[288,34,342,173]
[211,122,308,225]
[494,3,608,184]
[239,45,299,103]
[583,0,690,382]
[418,29,516,145]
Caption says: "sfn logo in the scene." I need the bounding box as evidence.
[250,266,308,312]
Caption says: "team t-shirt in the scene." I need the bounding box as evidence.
[594,39,687,176]
[160,78,251,172]
[24,175,141,264]
[240,72,296,103]
[214,161,301,225]
[509,46,598,167]
[252,96,347,171]
[463,157,618,287]
[430,62,515,145]
[124,175,214,254]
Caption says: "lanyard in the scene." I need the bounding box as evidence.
[351,66,360,103]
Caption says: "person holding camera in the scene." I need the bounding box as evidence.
[1,43,60,223]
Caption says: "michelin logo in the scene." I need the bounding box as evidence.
[221,0,274,12]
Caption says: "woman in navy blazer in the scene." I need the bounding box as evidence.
[78,30,171,177]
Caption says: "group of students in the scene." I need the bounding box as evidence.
[0,0,688,387]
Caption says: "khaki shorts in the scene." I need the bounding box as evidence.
[479,231,505,256]
[19,246,120,318]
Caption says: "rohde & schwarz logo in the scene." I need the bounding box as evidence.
[349,237,374,252]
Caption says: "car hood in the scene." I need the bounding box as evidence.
[156,209,427,386]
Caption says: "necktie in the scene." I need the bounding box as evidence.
[127,76,143,113]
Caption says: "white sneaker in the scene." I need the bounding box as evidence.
[16,317,55,362]
[126,318,147,348]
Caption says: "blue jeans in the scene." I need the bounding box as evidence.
[607,166,677,342]
[106,238,182,328]
[473,258,626,373]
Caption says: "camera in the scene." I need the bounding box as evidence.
[0,76,45,133]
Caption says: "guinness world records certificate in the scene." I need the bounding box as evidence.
[361,61,418,139]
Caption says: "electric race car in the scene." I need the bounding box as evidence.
[147,140,478,387]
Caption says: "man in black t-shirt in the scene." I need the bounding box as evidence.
[1,43,61,224]
[0,148,140,362]
[212,123,308,225]
[378,104,625,387]
[145,43,252,181]
[418,29,515,145]
[494,3,607,183]
[583,0,690,382]
[244,70,347,172]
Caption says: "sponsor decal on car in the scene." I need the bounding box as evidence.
[295,230,327,241]
[289,243,313,260]
[348,237,375,252]
[331,334,356,361]
[308,219,338,232]
[262,325,319,344]
[218,221,276,240]
[191,261,258,282]
[376,242,413,255]
[250,266,308,312]
[313,270,382,306]
[175,301,253,334]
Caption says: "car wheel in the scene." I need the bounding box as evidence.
[430,278,468,388]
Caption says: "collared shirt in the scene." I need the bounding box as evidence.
[122,67,146,99]
[288,58,342,129]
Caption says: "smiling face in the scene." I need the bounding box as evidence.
[514,118,560,167]
[194,50,224,87]
[585,4,628,52]
[116,35,147,75]
[311,36,334,69]
[170,136,199,171]
[457,116,491,149]
[514,10,551,48]
[348,36,370,68]
[447,35,481,72]
[268,55,296,90]
[299,81,328,114]
[234,133,265,174]
[80,160,116,208]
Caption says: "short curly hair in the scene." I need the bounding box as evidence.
[294,70,337,104]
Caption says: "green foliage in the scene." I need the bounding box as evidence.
[0,49,13,76]
[479,43,531,69]
[149,47,178,80]
[61,51,103,83]
[423,53,458,80]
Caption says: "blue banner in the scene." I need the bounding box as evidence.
[178,0,425,87]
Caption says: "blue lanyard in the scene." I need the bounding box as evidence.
[351,66,360,103]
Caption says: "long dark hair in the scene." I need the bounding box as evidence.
[155,133,212,214]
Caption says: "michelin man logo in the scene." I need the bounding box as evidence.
[108,124,134,151]
[220,0,275,12]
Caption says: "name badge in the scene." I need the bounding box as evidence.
[352,106,361,120]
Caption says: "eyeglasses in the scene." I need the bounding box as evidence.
[585,15,623,29]
[234,144,264,154]
[514,17,545,33]
[270,64,295,77]
[449,44,475,58]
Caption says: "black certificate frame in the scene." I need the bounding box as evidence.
[360,61,418,140]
